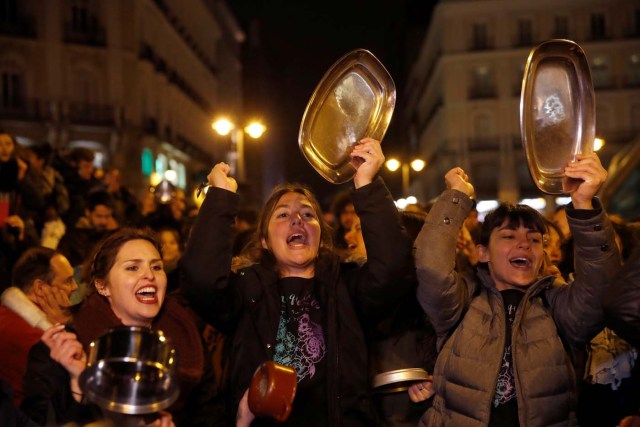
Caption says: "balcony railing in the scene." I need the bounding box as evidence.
[470,39,493,51]
[0,15,36,38]
[469,137,499,150]
[152,0,218,76]
[138,43,212,112]
[0,98,50,121]
[469,85,497,99]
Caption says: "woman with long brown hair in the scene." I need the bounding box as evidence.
[181,138,413,426]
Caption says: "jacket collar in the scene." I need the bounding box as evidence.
[476,265,557,299]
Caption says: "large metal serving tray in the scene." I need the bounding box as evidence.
[520,39,595,194]
[299,49,396,184]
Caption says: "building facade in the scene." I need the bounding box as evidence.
[0,0,244,196]
[401,0,640,206]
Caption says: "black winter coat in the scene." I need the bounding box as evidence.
[181,177,413,426]
[604,246,640,349]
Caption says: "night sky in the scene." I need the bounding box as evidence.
[227,0,436,206]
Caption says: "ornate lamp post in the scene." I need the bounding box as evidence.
[212,117,266,182]
[385,157,426,197]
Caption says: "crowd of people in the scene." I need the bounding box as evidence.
[0,128,639,426]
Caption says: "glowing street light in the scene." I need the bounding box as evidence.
[212,117,267,181]
[212,118,234,136]
[245,122,266,139]
[385,158,401,172]
[410,159,426,172]
[385,157,426,197]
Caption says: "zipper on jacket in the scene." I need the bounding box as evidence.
[485,289,507,424]
[511,295,528,426]
[510,282,546,426]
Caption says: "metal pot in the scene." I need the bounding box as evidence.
[80,326,180,415]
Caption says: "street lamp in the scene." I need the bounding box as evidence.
[212,117,266,182]
[385,157,425,197]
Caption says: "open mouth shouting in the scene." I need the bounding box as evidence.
[135,286,159,304]
[286,232,307,247]
[509,257,532,270]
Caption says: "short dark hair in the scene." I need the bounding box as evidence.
[85,228,162,289]
[12,247,57,292]
[479,204,547,246]
[28,143,53,163]
[400,210,427,242]
[87,191,115,212]
[330,190,354,219]
[67,147,95,163]
[544,218,565,242]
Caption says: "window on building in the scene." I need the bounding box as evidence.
[517,19,533,46]
[591,13,607,40]
[0,0,18,24]
[0,60,24,108]
[71,0,91,33]
[554,16,569,38]
[141,148,154,177]
[469,66,496,99]
[628,54,640,87]
[591,57,612,89]
[65,0,104,46]
[165,158,186,189]
[596,105,612,132]
[634,9,640,37]
[470,114,497,162]
[73,67,99,104]
[177,163,186,189]
[513,61,527,96]
[155,153,168,178]
[473,113,494,141]
[631,104,640,131]
[472,23,489,50]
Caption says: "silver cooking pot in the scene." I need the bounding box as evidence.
[80,326,180,415]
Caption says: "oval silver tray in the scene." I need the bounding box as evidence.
[520,39,595,194]
[371,368,429,394]
[299,49,396,184]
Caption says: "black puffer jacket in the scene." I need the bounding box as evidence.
[603,246,640,349]
[181,178,413,426]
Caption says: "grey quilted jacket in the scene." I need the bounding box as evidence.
[415,190,620,427]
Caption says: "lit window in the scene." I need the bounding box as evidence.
[155,153,167,178]
[591,56,612,89]
[178,163,186,189]
[141,148,153,177]
[628,53,640,86]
